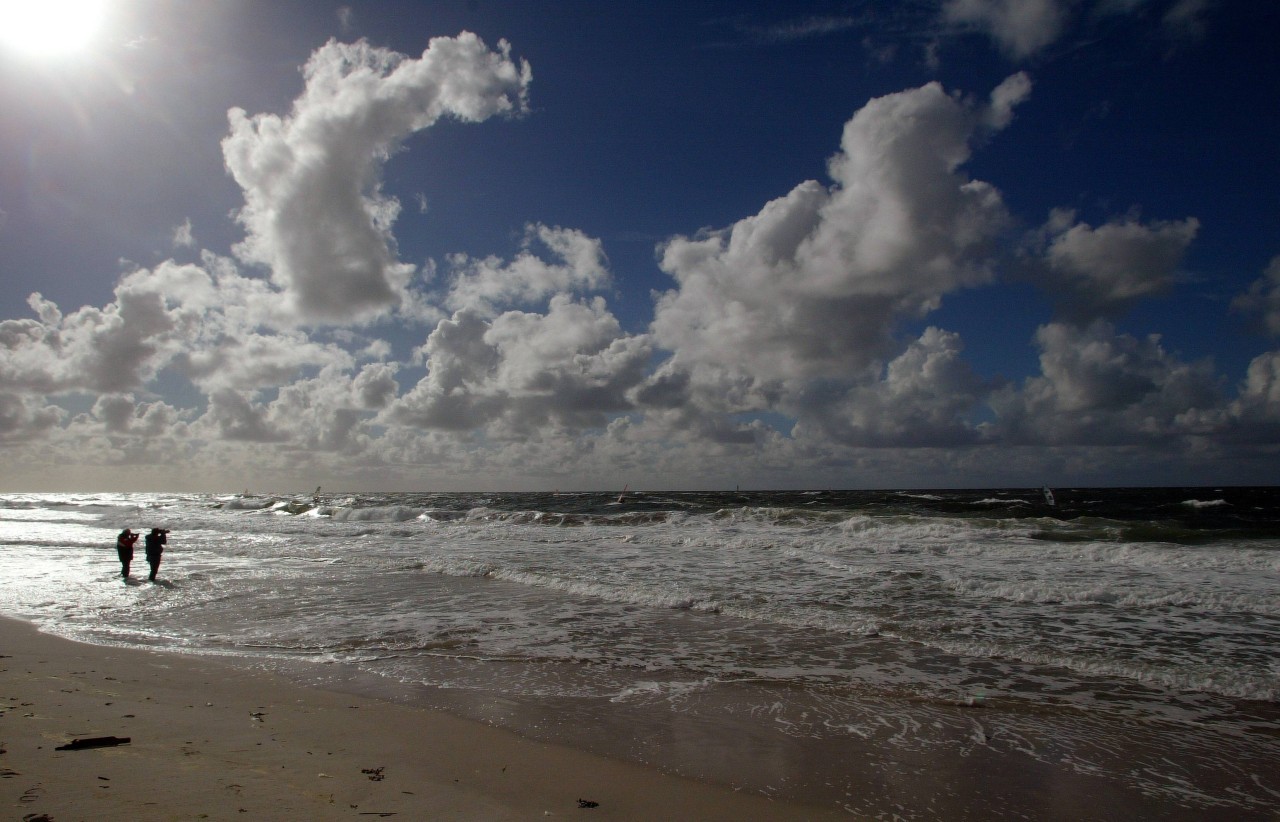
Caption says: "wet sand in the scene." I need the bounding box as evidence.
[4,615,1274,820]
[0,617,847,820]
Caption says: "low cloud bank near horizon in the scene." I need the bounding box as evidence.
[2,29,1278,490]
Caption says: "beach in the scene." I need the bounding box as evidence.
[1,617,849,820]
[1,489,1276,819]
[6,617,1272,822]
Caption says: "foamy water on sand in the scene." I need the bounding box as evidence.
[1,488,1277,818]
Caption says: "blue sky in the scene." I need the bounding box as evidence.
[1,0,1278,491]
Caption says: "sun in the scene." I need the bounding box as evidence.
[0,0,110,58]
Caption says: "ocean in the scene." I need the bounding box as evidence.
[1,487,1277,818]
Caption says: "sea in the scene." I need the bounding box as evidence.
[0,487,1276,819]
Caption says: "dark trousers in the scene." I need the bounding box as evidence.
[146,551,162,580]
[117,547,133,577]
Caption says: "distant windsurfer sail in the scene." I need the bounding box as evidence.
[1042,485,1056,506]
[617,484,629,504]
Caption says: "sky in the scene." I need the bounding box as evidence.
[1,0,1278,492]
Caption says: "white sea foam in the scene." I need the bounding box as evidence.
[330,505,426,522]
[221,497,278,511]
[1182,498,1229,508]
[943,576,1280,615]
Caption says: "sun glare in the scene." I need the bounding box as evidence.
[0,0,109,58]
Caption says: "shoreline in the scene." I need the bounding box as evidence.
[4,620,1277,821]
[0,616,849,820]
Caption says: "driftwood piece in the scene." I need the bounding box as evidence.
[55,736,131,750]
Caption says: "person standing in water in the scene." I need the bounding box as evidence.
[116,528,139,577]
[144,527,168,581]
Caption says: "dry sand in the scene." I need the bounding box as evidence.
[0,617,849,820]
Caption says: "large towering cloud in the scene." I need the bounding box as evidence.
[651,74,1029,403]
[222,34,531,323]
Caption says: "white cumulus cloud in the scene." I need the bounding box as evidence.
[442,224,612,315]
[387,296,651,436]
[222,33,531,323]
[791,327,988,447]
[942,0,1071,58]
[652,75,1026,397]
[0,393,63,440]
[1232,255,1280,336]
[1031,209,1200,320]
[991,320,1223,444]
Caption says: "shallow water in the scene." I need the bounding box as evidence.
[1,488,1277,817]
